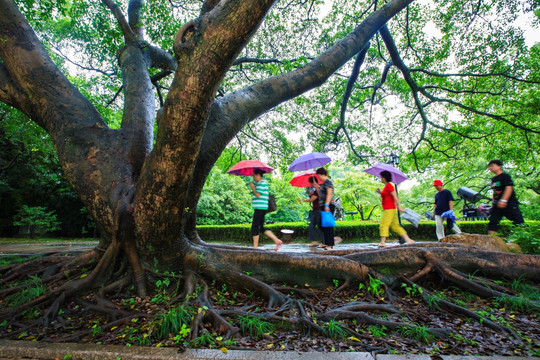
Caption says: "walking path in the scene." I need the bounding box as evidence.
[0,239,393,256]
[0,339,537,360]
[0,240,98,255]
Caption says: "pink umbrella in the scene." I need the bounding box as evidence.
[363,163,408,185]
[227,160,274,176]
[288,152,331,172]
[289,172,322,187]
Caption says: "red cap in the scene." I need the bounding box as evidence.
[433,180,443,186]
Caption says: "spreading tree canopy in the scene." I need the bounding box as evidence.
[1,0,539,348]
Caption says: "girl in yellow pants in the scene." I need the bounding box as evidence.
[377,170,415,247]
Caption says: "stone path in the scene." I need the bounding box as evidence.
[0,239,398,256]
[0,340,537,360]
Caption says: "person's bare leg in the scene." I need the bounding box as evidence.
[253,235,259,248]
[378,237,387,247]
[402,233,415,243]
[263,230,283,251]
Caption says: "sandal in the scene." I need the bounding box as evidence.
[377,243,386,248]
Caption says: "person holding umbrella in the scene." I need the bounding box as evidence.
[249,169,283,251]
[316,167,336,250]
[297,176,324,247]
[377,170,415,247]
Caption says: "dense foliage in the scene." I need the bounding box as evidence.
[0,106,94,237]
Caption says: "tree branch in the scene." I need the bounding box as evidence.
[49,42,117,77]
[200,0,221,15]
[184,0,416,231]
[335,42,370,144]
[410,68,540,85]
[127,0,144,39]
[0,63,30,111]
[101,0,137,42]
[0,0,106,130]
[207,0,415,155]
[117,43,155,175]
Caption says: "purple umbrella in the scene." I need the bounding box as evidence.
[363,163,409,185]
[288,152,331,172]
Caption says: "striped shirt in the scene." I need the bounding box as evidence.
[252,179,269,210]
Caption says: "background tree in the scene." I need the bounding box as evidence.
[335,171,381,220]
[0,0,539,348]
[0,105,94,237]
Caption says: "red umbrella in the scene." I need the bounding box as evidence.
[227,160,274,176]
[289,171,322,187]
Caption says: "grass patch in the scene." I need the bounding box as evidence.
[236,315,274,339]
[398,324,435,343]
[151,304,195,340]
[5,275,45,307]
[0,254,38,268]
[323,318,349,339]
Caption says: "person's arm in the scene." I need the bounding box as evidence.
[298,195,318,203]
[391,190,404,212]
[498,185,513,208]
[323,187,333,211]
[448,200,453,211]
[249,182,260,197]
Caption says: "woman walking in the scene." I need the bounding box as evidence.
[377,170,414,247]
[316,167,336,250]
[298,176,324,247]
[249,169,283,251]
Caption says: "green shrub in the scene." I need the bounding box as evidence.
[508,223,540,255]
[12,205,61,238]
[197,220,538,243]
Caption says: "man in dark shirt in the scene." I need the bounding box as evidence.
[433,180,461,240]
[487,160,524,234]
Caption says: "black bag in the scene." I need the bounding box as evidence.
[267,194,277,212]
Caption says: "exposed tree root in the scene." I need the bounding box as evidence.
[400,277,521,340]
[75,297,132,320]
[218,269,288,308]
[1,240,538,356]
[331,278,351,296]
[420,252,540,312]
[277,286,320,300]
[45,314,141,343]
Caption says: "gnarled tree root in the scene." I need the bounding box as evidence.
[400,277,521,340]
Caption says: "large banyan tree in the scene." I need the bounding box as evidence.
[0,0,539,350]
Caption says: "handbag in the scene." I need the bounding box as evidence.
[402,208,422,228]
[267,194,277,212]
[321,210,336,227]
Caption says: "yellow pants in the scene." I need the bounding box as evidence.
[380,209,407,237]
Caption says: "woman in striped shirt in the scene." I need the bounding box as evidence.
[249,169,283,251]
